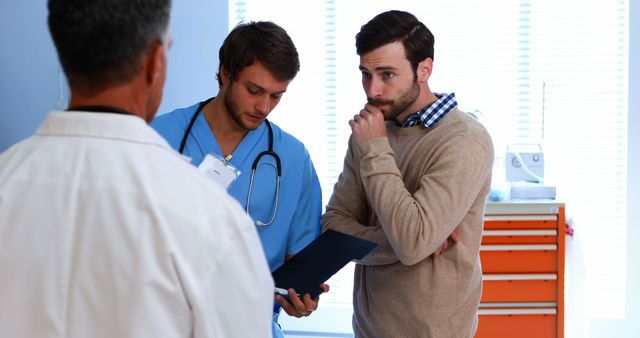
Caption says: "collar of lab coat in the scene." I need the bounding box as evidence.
[36,111,190,162]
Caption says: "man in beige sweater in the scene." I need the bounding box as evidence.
[322,10,494,338]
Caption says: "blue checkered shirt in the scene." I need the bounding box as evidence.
[401,92,458,128]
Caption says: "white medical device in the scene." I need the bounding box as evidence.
[505,144,556,199]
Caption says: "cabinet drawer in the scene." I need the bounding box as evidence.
[480,245,557,273]
[475,308,556,338]
[482,274,557,302]
[484,215,557,230]
[482,229,557,244]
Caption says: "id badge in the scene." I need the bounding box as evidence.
[197,153,241,190]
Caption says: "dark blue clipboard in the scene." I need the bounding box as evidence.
[272,229,377,298]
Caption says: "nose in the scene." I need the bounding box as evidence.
[364,76,383,99]
[255,95,272,115]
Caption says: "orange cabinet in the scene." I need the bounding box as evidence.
[476,308,557,338]
[475,202,565,338]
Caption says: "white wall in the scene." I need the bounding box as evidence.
[0,0,229,152]
[588,0,640,336]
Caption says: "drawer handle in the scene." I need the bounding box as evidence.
[480,302,556,308]
[481,244,557,251]
[484,215,557,221]
[478,308,557,315]
[483,230,557,236]
[483,274,557,281]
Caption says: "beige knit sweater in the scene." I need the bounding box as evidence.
[322,108,494,338]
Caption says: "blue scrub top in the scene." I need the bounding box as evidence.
[151,100,322,337]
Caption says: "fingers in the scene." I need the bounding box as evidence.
[364,103,382,115]
[435,227,462,256]
[276,288,320,318]
[302,293,319,312]
[450,226,461,242]
[276,285,329,318]
[349,110,367,128]
[288,288,308,316]
[352,105,382,123]
[349,106,386,144]
[275,294,306,318]
[320,283,330,293]
[352,109,370,123]
[434,239,448,256]
[450,232,460,242]
[359,107,382,120]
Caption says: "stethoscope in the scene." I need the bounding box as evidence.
[179,98,281,227]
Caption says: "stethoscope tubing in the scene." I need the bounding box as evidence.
[179,98,281,226]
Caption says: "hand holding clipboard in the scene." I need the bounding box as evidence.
[272,230,376,317]
[272,230,377,298]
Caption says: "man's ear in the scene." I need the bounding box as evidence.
[145,42,166,86]
[417,57,433,83]
[219,65,231,86]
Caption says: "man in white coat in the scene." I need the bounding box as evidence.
[0,0,273,337]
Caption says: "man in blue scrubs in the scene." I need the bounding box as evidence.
[152,21,326,337]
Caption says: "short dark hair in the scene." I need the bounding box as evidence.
[216,21,300,87]
[356,10,434,72]
[48,0,171,93]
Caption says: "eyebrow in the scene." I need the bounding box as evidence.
[246,81,287,95]
[359,65,398,72]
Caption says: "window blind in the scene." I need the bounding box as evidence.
[229,0,628,328]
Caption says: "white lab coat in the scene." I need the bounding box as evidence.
[0,111,273,338]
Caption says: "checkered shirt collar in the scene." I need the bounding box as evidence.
[401,92,458,128]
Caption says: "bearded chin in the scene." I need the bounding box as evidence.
[388,98,414,120]
[365,79,420,121]
[223,84,254,130]
[389,81,420,121]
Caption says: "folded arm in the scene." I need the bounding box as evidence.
[322,136,399,266]
[357,135,493,265]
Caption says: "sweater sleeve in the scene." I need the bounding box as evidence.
[322,136,399,266]
[357,133,493,266]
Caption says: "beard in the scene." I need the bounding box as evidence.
[223,81,260,131]
[368,79,420,121]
